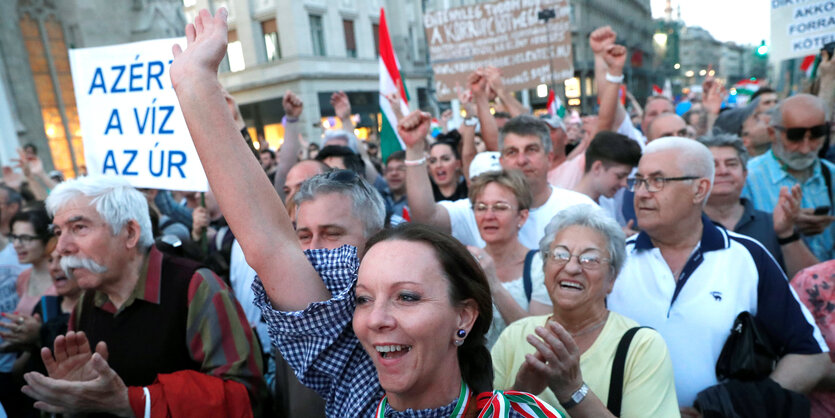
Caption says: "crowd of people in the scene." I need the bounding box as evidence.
[0,7,834,418]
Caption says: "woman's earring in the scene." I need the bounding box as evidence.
[454,329,467,346]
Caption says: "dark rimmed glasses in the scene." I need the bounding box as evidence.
[627,176,699,193]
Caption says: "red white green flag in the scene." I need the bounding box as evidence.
[378,8,410,162]
[546,90,565,118]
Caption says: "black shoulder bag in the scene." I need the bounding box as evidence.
[522,249,538,302]
[715,311,778,382]
[607,326,650,417]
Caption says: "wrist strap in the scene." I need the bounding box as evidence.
[605,72,624,83]
[404,157,426,166]
[777,230,801,245]
[143,387,151,418]
[282,115,299,123]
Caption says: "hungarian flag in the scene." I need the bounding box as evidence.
[652,84,663,96]
[378,8,410,163]
[800,54,819,79]
[546,90,565,118]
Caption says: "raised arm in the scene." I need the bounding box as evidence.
[591,26,627,132]
[170,8,326,311]
[456,85,478,180]
[401,111,452,232]
[470,69,500,151]
[701,77,723,136]
[273,91,303,202]
[333,91,380,182]
[486,66,527,117]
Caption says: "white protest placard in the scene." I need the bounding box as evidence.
[69,38,208,191]
[770,0,835,63]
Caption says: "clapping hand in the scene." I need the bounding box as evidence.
[773,184,802,238]
[20,331,132,415]
[0,312,41,349]
[513,320,584,402]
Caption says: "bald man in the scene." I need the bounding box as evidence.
[646,113,689,142]
[743,94,835,261]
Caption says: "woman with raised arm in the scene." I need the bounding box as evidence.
[171,8,564,417]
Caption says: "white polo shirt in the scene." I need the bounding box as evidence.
[439,186,595,249]
[607,216,827,408]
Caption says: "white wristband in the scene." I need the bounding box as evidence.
[605,72,624,83]
[143,387,151,418]
[404,157,426,166]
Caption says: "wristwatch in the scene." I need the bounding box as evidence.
[561,382,589,409]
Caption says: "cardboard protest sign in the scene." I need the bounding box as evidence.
[69,38,208,191]
[770,0,835,63]
[424,0,573,101]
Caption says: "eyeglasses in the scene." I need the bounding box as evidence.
[9,234,39,244]
[627,176,699,193]
[473,202,514,214]
[773,124,829,142]
[545,246,610,270]
[659,128,689,138]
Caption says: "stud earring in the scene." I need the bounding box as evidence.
[457,329,467,338]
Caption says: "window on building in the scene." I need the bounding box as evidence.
[21,13,85,178]
[309,15,325,57]
[343,19,356,58]
[227,29,245,72]
[262,19,280,61]
[372,23,380,56]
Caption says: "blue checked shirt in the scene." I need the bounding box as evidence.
[252,246,497,418]
[742,150,835,261]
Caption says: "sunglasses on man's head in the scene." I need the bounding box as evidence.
[774,124,830,142]
[325,169,360,183]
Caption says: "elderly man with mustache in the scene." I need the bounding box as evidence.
[19,176,264,417]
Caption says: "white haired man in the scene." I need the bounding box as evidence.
[607,137,829,414]
[21,176,264,416]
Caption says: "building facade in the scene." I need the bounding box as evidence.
[190,0,433,150]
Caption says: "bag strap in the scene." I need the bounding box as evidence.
[821,161,833,207]
[522,250,537,302]
[607,326,650,416]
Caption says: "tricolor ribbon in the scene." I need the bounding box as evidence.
[375,381,470,418]
[375,382,564,418]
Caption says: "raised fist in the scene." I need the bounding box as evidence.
[283,91,303,118]
[397,111,432,149]
[589,26,617,55]
[602,44,627,74]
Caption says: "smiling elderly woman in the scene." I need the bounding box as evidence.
[491,205,680,417]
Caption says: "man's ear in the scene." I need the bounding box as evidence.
[590,160,605,175]
[693,178,712,204]
[123,219,142,249]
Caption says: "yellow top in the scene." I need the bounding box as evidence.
[491,312,679,417]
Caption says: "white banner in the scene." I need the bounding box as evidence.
[69,38,208,191]
[771,0,835,63]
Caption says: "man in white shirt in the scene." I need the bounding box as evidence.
[607,137,829,413]
[401,112,593,249]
